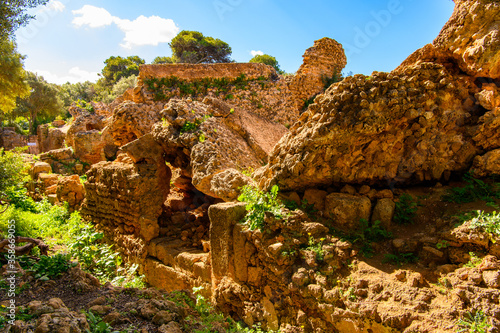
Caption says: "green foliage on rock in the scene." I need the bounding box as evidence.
[443,173,500,204]
[238,185,284,231]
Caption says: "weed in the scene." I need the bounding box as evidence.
[30,253,76,280]
[469,210,500,238]
[198,133,206,143]
[464,252,482,268]
[180,114,212,133]
[85,310,118,333]
[436,240,449,249]
[305,235,325,262]
[456,310,491,333]
[443,173,500,204]
[383,253,418,266]
[238,185,285,231]
[394,194,418,225]
[333,219,392,258]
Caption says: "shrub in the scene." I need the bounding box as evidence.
[238,185,284,231]
[30,253,76,280]
[443,173,500,203]
[394,193,418,224]
[469,210,500,238]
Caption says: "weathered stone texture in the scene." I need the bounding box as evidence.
[37,124,67,153]
[107,101,164,147]
[257,63,480,191]
[139,63,277,82]
[152,98,287,200]
[81,152,170,263]
[290,37,347,110]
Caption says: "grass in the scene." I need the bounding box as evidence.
[456,310,491,333]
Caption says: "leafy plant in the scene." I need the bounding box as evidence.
[31,253,76,280]
[76,99,95,113]
[464,252,482,268]
[238,185,284,231]
[69,224,121,281]
[180,114,212,133]
[85,311,119,333]
[456,310,491,333]
[383,253,418,266]
[334,219,392,258]
[469,210,500,238]
[394,194,418,225]
[443,173,500,204]
[305,235,325,261]
[436,240,449,249]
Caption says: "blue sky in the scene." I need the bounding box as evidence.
[15,0,455,84]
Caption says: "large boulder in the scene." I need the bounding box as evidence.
[396,0,500,79]
[152,97,287,200]
[257,63,479,191]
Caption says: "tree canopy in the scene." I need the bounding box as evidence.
[13,72,63,134]
[0,0,49,38]
[169,30,232,64]
[0,39,30,118]
[249,54,284,74]
[100,55,145,87]
[152,56,176,64]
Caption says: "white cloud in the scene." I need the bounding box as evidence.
[251,50,264,57]
[114,16,179,49]
[32,67,100,84]
[72,5,179,49]
[72,5,114,28]
[46,0,65,12]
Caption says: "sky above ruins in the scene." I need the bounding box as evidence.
[15,0,455,84]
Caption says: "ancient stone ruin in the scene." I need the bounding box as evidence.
[13,0,500,331]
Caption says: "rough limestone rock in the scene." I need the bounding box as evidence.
[290,37,347,110]
[107,101,164,147]
[56,174,85,210]
[65,113,106,148]
[256,63,480,191]
[81,143,170,264]
[434,0,500,79]
[396,0,500,80]
[0,128,25,150]
[37,124,67,153]
[325,193,371,229]
[371,198,396,230]
[473,149,500,177]
[210,168,256,202]
[152,98,287,200]
[31,161,52,179]
[73,130,107,165]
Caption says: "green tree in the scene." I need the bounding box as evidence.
[0,39,30,123]
[152,56,176,64]
[169,30,232,64]
[0,0,49,38]
[249,54,284,74]
[99,74,137,104]
[100,55,144,86]
[13,72,63,134]
[0,148,27,211]
[58,81,96,109]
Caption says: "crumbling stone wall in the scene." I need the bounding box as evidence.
[37,124,67,153]
[81,139,170,265]
[290,37,347,110]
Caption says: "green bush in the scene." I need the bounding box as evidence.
[394,194,418,224]
[31,253,76,280]
[469,210,500,238]
[69,224,121,281]
[238,185,284,231]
